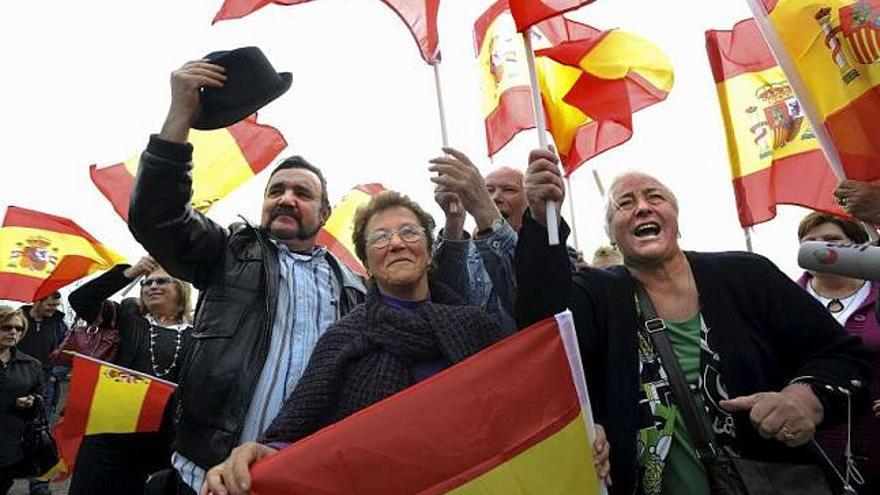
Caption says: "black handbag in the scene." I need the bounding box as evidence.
[20,397,60,477]
[629,275,835,495]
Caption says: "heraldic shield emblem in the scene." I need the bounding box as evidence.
[7,235,59,273]
[816,0,880,84]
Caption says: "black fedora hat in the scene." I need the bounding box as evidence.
[192,46,292,130]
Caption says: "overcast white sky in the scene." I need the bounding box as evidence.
[0,0,814,284]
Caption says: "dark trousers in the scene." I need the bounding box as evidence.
[144,469,196,495]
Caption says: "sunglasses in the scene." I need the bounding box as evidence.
[0,324,24,332]
[140,277,173,288]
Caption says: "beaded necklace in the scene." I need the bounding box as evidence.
[146,315,187,378]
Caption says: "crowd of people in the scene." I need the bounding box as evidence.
[1,53,879,495]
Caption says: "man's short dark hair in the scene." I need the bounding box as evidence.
[41,292,61,301]
[268,156,330,213]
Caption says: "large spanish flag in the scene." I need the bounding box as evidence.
[750,0,880,181]
[508,0,596,32]
[213,0,441,64]
[250,312,602,495]
[535,27,674,176]
[475,1,596,156]
[706,18,845,227]
[51,353,177,479]
[90,114,286,222]
[316,183,385,276]
[0,207,125,302]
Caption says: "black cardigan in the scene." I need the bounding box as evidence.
[515,214,873,495]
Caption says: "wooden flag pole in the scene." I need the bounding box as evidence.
[744,0,879,243]
[432,62,459,214]
[523,30,560,245]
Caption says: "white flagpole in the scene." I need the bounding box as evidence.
[744,0,878,242]
[432,62,460,214]
[743,227,753,253]
[523,30,560,246]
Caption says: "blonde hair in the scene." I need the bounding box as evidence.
[137,274,194,324]
[0,305,28,339]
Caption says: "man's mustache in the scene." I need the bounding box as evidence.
[271,206,301,222]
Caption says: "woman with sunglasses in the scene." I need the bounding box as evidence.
[67,256,194,495]
[0,305,43,494]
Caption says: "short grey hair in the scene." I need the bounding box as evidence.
[604,171,679,242]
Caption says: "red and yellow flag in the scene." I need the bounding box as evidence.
[751,0,880,181]
[508,0,596,32]
[316,184,385,276]
[475,1,673,176]
[706,19,846,227]
[213,0,441,64]
[90,114,286,222]
[0,207,125,302]
[51,353,177,480]
[249,314,601,494]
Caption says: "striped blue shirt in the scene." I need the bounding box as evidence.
[172,243,341,492]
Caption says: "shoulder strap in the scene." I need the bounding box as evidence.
[629,274,718,463]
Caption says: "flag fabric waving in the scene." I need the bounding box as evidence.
[0,207,125,302]
[535,27,674,176]
[750,0,880,181]
[51,353,177,480]
[316,183,385,276]
[508,0,596,32]
[249,312,601,494]
[213,0,441,64]
[90,114,286,222]
[706,18,846,227]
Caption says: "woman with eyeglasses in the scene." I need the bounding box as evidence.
[796,212,880,493]
[67,256,194,495]
[0,305,43,495]
[201,190,565,495]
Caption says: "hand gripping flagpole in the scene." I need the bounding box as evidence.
[744,0,879,242]
[432,62,459,214]
[523,30,560,245]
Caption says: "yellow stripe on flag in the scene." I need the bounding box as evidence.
[578,30,674,92]
[84,364,151,435]
[537,57,591,155]
[322,188,372,257]
[448,412,597,494]
[0,226,123,278]
[715,65,822,179]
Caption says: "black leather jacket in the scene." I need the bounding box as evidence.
[128,135,366,469]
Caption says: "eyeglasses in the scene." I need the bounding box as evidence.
[366,225,426,250]
[0,324,24,333]
[140,277,173,287]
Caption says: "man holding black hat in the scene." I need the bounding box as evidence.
[128,48,366,495]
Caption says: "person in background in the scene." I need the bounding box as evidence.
[67,256,194,495]
[796,212,880,494]
[200,190,613,495]
[517,148,873,495]
[17,293,67,495]
[591,245,623,269]
[0,306,43,495]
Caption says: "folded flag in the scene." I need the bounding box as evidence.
[90,114,286,222]
[51,353,177,480]
[706,18,846,227]
[508,0,596,32]
[0,207,125,302]
[535,26,674,176]
[316,184,385,276]
[749,0,880,181]
[249,312,601,494]
[213,0,441,64]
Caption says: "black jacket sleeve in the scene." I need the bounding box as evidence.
[515,212,574,328]
[128,135,229,289]
[69,264,132,323]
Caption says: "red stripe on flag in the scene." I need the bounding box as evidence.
[486,87,535,156]
[213,0,311,23]
[824,86,880,182]
[705,19,778,84]
[52,356,103,477]
[225,114,288,175]
[473,0,510,52]
[508,0,596,32]
[316,230,366,276]
[732,150,844,227]
[354,183,385,196]
[560,119,632,177]
[33,255,102,301]
[3,207,101,243]
[135,380,177,432]
[250,318,579,494]
[0,273,45,303]
[89,163,134,222]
